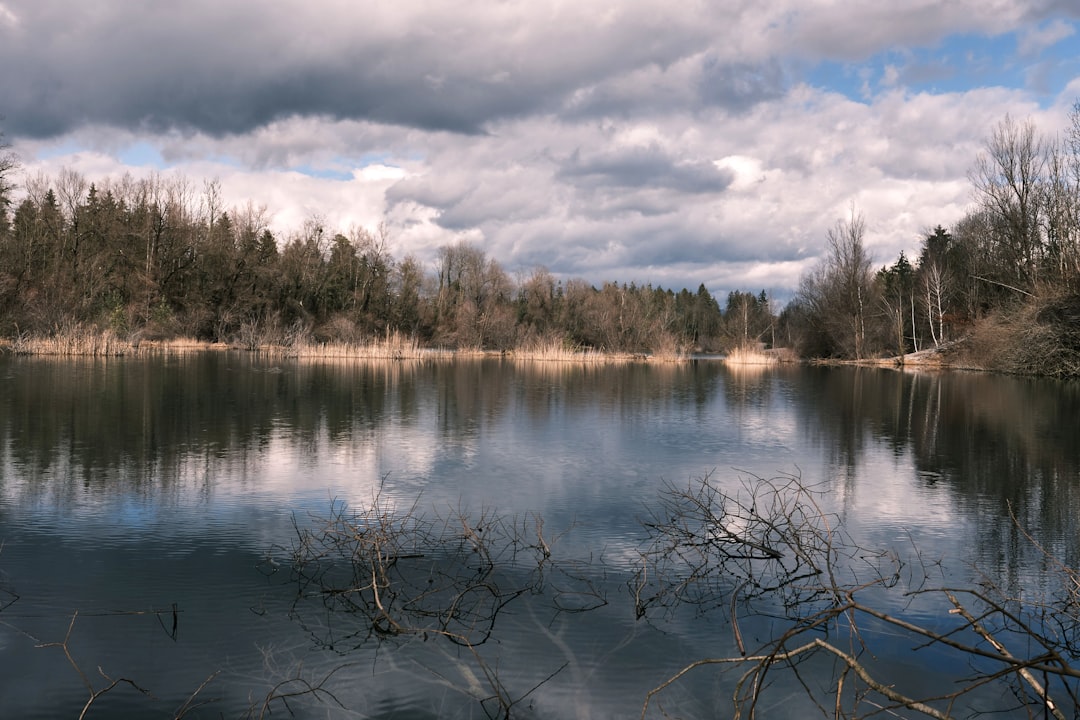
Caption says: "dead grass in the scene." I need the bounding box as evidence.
[508,339,692,363]
[962,292,1080,378]
[5,328,698,365]
[8,329,230,357]
[723,346,781,366]
[11,327,132,356]
[510,340,634,363]
[261,331,439,360]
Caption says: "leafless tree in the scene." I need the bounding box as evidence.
[922,259,949,346]
[970,115,1046,290]
[434,241,515,348]
[796,208,879,358]
[1040,103,1080,287]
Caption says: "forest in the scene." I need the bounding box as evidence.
[1,104,1080,375]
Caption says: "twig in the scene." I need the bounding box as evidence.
[641,638,953,720]
[173,670,221,718]
[946,593,1066,720]
[970,274,1034,297]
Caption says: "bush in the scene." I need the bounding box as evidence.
[967,291,1080,377]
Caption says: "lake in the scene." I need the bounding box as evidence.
[1,352,1078,718]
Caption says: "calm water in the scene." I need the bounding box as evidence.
[1,353,1078,718]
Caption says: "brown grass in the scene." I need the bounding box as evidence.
[10,327,132,356]
[510,340,632,363]
[261,331,438,360]
[508,339,692,363]
[8,329,231,357]
[5,328,698,365]
[962,291,1080,378]
[723,346,780,366]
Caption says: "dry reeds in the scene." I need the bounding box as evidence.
[8,329,230,357]
[6,326,698,364]
[510,340,625,363]
[11,326,132,356]
[723,345,780,366]
[965,292,1080,378]
[509,339,691,363]
[279,331,433,360]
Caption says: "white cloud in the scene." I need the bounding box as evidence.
[1017,18,1075,56]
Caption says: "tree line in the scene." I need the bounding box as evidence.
[0,142,775,354]
[782,103,1080,375]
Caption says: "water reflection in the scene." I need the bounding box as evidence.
[784,367,1080,580]
[1,355,1079,717]
[3,355,1079,562]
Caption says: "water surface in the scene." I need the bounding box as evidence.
[1,354,1078,717]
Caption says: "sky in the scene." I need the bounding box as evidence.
[3,1,1080,301]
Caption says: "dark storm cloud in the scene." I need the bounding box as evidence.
[4,0,1075,143]
[386,141,736,235]
[0,1,724,140]
[614,220,806,268]
[2,33,537,138]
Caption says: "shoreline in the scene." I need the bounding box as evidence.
[0,332,1046,377]
[0,333,803,366]
[808,338,991,374]
[0,334,691,363]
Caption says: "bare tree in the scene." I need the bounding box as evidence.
[433,241,514,348]
[282,490,599,718]
[921,259,949,346]
[517,265,559,343]
[877,251,917,356]
[970,115,1046,290]
[1040,103,1080,287]
[796,207,879,358]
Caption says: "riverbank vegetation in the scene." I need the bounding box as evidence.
[0,132,747,359]
[3,103,1080,374]
[783,103,1080,377]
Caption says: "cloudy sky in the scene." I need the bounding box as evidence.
[3,1,1080,300]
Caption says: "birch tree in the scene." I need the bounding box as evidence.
[0,129,16,232]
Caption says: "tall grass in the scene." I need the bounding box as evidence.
[510,340,626,363]
[962,292,1080,378]
[10,326,131,356]
[6,327,698,364]
[723,346,780,366]
[507,339,691,363]
[8,327,228,356]
[260,330,441,361]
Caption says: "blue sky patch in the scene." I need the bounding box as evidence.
[805,26,1079,105]
[117,141,166,167]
